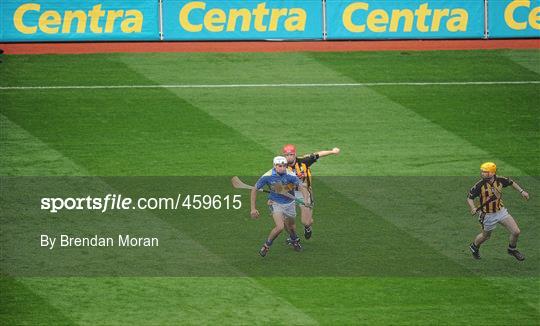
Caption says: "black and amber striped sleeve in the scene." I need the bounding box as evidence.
[298,153,319,167]
[468,180,482,199]
[497,176,514,187]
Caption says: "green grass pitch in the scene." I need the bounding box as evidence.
[1,49,539,324]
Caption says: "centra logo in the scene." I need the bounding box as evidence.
[504,0,540,30]
[13,4,143,34]
[343,2,468,33]
[179,2,306,32]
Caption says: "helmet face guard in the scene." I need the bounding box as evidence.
[273,156,287,166]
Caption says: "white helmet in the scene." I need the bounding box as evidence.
[273,156,287,165]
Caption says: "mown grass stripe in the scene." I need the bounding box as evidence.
[1,80,540,90]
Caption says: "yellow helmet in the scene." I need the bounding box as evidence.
[480,162,497,173]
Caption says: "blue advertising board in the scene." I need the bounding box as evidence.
[488,0,540,38]
[1,0,537,42]
[326,0,485,39]
[162,0,323,40]
[0,0,159,42]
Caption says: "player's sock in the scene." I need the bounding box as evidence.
[265,239,273,247]
[508,244,517,251]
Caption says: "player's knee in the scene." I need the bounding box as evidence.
[274,225,284,233]
[483,232,491,240]
[513,227,521,237]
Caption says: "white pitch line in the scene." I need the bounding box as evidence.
[1,81,539,90]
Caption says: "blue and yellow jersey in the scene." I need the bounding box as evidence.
[256,168,300,204]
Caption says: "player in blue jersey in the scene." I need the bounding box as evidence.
[250,156,312,257]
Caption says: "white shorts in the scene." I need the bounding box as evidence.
[269,201,296,219]
[482,207,510,231]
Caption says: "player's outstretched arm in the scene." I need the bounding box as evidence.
[316,147,340,158]
[511,182,529,200]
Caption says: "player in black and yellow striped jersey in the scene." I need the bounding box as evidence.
[467,162,530,261]
[282,144,340,240]
[469,175,512,214]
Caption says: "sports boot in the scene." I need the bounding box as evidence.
[508,249,525,261]
[304,226,312,240]
[292,239,303,252]
[469,243,481,260]
[259,244,270,257]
